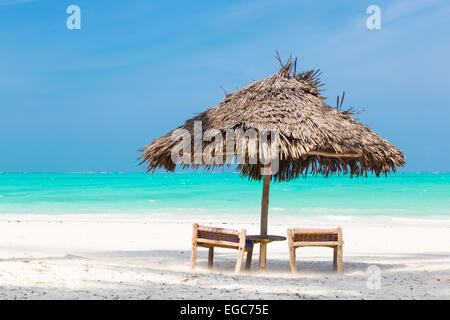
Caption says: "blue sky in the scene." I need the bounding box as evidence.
[0,0,449,172]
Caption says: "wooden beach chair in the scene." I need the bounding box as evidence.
[191,223,254,274]
[287,227,344,274]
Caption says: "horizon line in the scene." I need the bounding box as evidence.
[0,171,447,174]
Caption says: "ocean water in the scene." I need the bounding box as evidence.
[0,173,449,218]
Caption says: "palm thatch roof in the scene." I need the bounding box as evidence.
[140,55,405,181]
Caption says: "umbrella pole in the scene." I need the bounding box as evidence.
[260,174,271,236]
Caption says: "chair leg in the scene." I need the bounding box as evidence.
[245,246,253,270]
[333,247,337,271]
[191,243,197,269]
[289,246,297,273]
[337,245,343,274]
[235,247,245,274]
[208,247,214,268]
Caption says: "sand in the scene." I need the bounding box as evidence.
[0,214,449,300]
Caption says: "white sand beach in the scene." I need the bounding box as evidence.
[0,214,449,300]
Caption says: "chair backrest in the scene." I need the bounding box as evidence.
[290,227,341,242]
[193,223,244,245]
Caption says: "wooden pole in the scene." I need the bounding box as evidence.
[260,174,271,236]
[259,242,267,271]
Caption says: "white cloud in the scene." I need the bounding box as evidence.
[383,0,447,23]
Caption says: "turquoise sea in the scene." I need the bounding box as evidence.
[0,173,449,218]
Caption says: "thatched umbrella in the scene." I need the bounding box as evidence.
[140,54,405,237]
